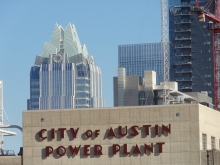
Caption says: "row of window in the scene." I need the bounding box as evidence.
[76,91,90,98]
[30,81,39,86]
[191,25,207,29]
[193,66,211,70]
[31,88,39,92]
[192,58,211,62]
[191,33,211,37]
[192,74,212,78]
[192,41,210,45]
[169,1,195,6]
[39,96,74,109]
[192,50,211,53]
[75,98,90,105]
[41,63,74,71]
[76,78,90,85]
[202,134,218,150]
[192,82,212,86]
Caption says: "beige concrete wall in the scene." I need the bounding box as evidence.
[198,104,220,164]
[201,150,220,165]
[144,71,156,89]
[125,76,140,106]
[199,105,220,150]
[0,156,22,165]
[23,104,205,165]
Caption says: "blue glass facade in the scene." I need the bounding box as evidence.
[28,67,40,110]
[75,77,90,108]
[27,24,105,110]
[118,43,162,85]
[39,63,75,109]
[169,0,214,100]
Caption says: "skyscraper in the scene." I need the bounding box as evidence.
[27,23,105,110]
[169,0,214,100]
[118,43,163,85]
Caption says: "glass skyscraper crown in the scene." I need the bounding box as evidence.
[27,23,105,110]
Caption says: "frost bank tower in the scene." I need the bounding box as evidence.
[27,23,105,110]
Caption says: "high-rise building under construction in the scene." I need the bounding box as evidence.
[27,23,105,110]
[169,0,214,101]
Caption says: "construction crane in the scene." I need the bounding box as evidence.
[191,0,220,110]
[161,0,170,105]
[0,80,17,150]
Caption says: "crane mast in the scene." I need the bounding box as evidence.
[161,0,170,105]
[192,0,220,110]
[0,81,3,149]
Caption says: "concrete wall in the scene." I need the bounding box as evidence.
[185,92,213,104]
[124,76,139,106]
[0,156,22,165]
[23,104,214,165]
[199,105,220,150]
[113,77,118,107]
[201,150,220,165]
[144,71,156,90]
[159,82,178,91]
[114,71,157,107]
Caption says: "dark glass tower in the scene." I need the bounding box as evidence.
[169,0,214,100]
[118,43,163,85]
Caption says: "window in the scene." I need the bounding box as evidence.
[203,83,211,86]
[191,33,210,37]
[203,74,211,78]
[211,136,215,149]
[202,134,207,150]
[194,66,212,70]
[191,41,210,45]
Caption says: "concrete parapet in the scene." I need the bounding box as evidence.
[0,156,22,165]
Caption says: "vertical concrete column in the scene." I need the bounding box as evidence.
[144,71,156,105]
[118,68,126,106]
[144,70,156,89]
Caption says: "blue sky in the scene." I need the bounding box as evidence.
[0,1,161,153]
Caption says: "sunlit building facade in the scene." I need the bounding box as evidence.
[27,23,105,110]
[118,43,163,85]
